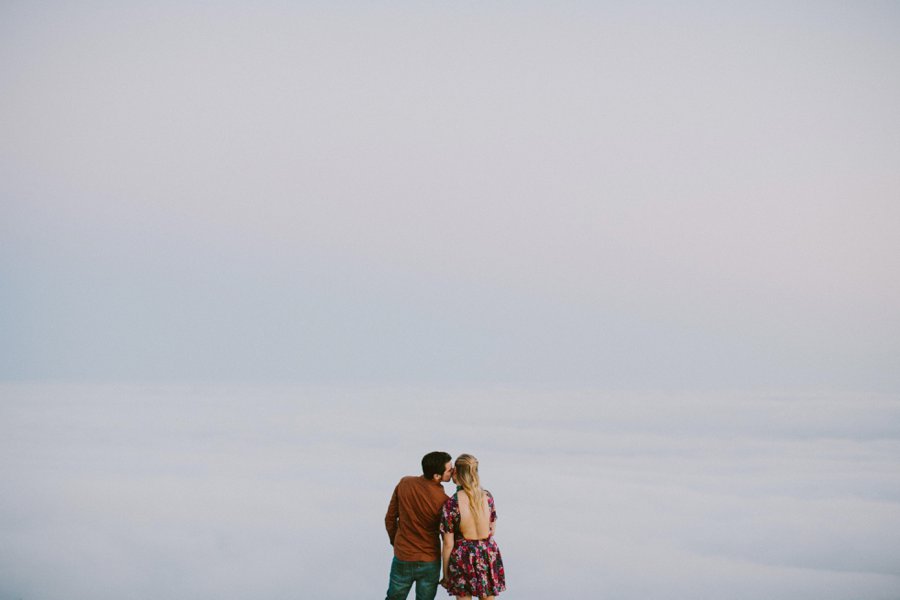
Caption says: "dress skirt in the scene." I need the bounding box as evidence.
[445,537,506,597]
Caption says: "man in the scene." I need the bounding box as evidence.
[384,451,453,600]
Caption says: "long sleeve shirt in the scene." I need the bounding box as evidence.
[385,475,449,561]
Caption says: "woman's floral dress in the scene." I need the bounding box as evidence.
[440,490,506,597]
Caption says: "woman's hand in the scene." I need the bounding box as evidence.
[439,577,449,589]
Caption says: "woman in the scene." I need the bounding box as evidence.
[439,454,506,599]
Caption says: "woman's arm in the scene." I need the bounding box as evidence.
[488,491,497,537]
[440,531,454,587]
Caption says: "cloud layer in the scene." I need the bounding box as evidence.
[1,383,899,599]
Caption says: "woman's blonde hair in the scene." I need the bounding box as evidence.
[455,454,485,525]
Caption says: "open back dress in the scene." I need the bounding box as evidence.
[440,490,506,597]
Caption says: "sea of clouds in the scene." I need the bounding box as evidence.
[1,383,899,599]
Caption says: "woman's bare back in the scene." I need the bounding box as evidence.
[457,491,493,540]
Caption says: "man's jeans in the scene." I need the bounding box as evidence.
[385,556,441,600]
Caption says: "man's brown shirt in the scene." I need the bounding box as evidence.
[385,475,449,561]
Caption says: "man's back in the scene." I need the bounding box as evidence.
[385,475,449,561]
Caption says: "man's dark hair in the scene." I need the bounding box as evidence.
[421,451,452,479]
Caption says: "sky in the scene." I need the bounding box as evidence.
[2,0,899,389]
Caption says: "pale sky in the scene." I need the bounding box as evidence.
[2,1,899,389]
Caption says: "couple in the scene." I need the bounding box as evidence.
[385,451,506,600]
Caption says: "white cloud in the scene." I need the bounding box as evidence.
[2,384,899,598]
